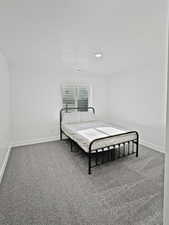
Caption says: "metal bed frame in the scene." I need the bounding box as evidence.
[60,107,139,174]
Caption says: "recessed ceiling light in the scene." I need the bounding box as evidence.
[95,52,102,58]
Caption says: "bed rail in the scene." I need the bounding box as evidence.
[88,131,139,174]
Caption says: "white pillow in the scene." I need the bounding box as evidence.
[80,111,96,122]
[62,112,80,124]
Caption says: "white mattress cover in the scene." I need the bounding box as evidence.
[96,127,126,135]
[78,128,107,141]
[62,121,137,153]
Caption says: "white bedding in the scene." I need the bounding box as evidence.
[78,128,107,141]
[62,121,137,153]
[96,127,126,135]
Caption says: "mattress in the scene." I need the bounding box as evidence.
[62,120,137,153]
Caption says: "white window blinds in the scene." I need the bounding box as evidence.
[77,85,89,111]
[61,84,89,111]
[62,84,76,108]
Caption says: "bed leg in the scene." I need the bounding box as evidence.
[60,129,63,141]
[110,148,112,160]
[136,141,139,157]
[95,150,98,166]
[113,147,116,160]
[88,153,92,175]
[132,141,134,153]
[101,148,105,164]
[128,141,130,155]
[70,139,73,152]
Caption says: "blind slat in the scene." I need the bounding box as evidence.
[61,84,89,111]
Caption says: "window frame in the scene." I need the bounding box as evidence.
[61,83,91,111]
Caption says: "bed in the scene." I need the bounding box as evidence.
[60,107,139,174]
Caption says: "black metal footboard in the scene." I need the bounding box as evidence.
[88,131,139,174]
[59,107,139,175]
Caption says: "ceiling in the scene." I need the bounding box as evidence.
[0,0,167,75]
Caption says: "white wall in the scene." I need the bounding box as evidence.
[0,51,11,174]
[0,0,168,149]
[107,0,168,152]
[164,66,169,225]
[107,67,167,152]
[163,19,169,225]
[12,71,108,145]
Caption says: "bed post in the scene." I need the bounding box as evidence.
[70,139,73,152]
[88,152,92,175]
[60,109,63,141]
[136,142,139,157]
[60,128,62,141]
[88,143,92,174]
[136,132,139,157]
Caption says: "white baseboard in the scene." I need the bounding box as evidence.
[12,136,60,148]
[12,136,165,154]
[0,146,11,184]
[140,139,165,154]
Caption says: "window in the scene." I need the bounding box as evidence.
[61,84,90,111]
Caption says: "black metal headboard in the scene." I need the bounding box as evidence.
[59,107,95,140]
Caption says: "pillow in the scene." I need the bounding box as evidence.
[80,111,96,122]
[62,112,80,124]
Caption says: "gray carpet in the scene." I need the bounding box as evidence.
[0,141,164,225]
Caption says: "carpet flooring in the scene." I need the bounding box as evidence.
[0,141,164,225]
